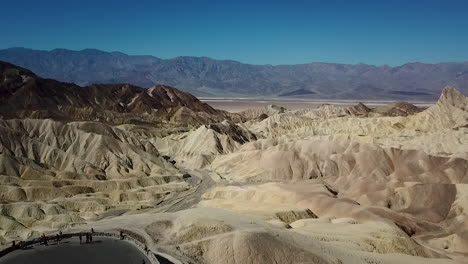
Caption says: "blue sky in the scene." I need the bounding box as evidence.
[1,0,468,65]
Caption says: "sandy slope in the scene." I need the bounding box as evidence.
[67,207,455,264]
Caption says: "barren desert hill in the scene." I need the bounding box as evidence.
[0,61,235,125]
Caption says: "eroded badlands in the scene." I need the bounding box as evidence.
[1,86,468,264]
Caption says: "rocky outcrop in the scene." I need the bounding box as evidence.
[154,121,257,169]
[373,101,422,116]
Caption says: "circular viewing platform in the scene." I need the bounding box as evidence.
[0,236,152,264]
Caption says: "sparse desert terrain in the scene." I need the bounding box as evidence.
[1,61,468,263]
[202,98,434,112]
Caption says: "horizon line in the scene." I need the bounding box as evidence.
[2,46,468,68]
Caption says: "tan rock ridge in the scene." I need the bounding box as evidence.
[373,101,422,116]
[0,119,189,242]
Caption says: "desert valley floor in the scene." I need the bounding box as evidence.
[202,98,436,112]
[0,61,468,263]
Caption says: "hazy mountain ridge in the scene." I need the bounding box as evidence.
[1,47,468,99]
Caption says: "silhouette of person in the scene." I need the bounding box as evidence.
[41,233,48,246]
[79,233,82,244]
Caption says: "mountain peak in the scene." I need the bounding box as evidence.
[438,86,468,109]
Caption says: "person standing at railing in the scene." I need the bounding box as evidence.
[79,233,83,244]
[40,233,48,246]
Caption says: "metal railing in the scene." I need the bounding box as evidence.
[0,231,174,264]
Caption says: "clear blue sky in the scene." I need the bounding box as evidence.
[1,0,468,66]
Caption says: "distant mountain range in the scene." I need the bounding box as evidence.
[1,47,467,100]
